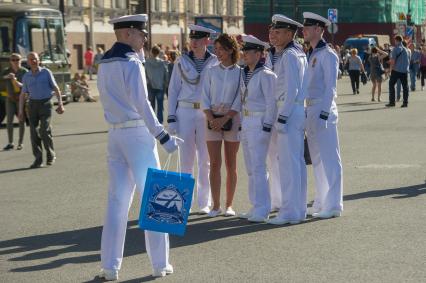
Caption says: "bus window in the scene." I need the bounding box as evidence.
[0,19,12,54]
[15,17,66,62]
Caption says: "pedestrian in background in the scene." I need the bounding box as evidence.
[145,45,168,123]
[348,48,365,94]
[93,47,104,73]
[409,44,421,91]
[1,53,28,150]
[386,35,410,108]
[201,33,241,218]
[84,46,95,80]
[369,47,388,102]
[420,45,426,91]
[19,52,65,168]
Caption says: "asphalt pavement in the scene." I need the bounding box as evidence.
[1,76,425,282]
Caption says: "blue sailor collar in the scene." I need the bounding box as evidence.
[284,40,304,53]
[187,50,212,61]
[307,38,327,61]
[99,42,136,63]
[244,61,265,80]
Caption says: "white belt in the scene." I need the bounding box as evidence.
[277,100,304,107]
[306,98,322,107]
[109,119,145,129]
[179,101,201,109]
[243,109,265,117]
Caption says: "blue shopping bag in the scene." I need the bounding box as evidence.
[139,167,195,236]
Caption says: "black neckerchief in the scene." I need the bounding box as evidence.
[243,61,265,86]
[307,38,327,62]
[284,40,304,54]
[101,42,134,61]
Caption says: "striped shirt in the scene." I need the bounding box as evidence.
[244,70,253,86]
[193,57,205,73]
[272,50,284,67]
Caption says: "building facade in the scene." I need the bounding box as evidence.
[244,0,426,46]
[0,0,244,72]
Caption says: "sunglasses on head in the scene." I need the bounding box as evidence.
[10,58,21,62]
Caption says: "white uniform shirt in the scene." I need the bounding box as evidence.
[240,64,277,126]
[97,42,165,138]
[168,51,218,117]
[302,39,339,113]
[201,63,242,114]
[266,41,307,118]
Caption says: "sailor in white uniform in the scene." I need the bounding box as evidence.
[238,35,277,223]
[302,12,343,219]
[97,14,182,280]
[167,24,218,214]
[265,14,308,225]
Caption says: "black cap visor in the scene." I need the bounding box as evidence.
[271,21,299,31]
[114,21,147,33]
[303,18,326,28]
[241,42,264,51]
[189,30,210,39]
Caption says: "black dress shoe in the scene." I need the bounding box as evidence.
[3,144,14,150]
[385,103,395,107]
[30,162,43,169]
[401,103,408,108]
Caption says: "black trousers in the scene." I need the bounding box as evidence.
[420,66,426,87]
[348,70,360,93]
[389,70,409,104]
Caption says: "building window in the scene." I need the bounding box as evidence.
[152,0,161,12]
[203,0,210,14]
[95,0,104,7]
[227,0,236,16]
[116,0,125,9]
[168,0,178,12]
[188,0,194,13]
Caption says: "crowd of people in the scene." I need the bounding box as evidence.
[94,11,343,281]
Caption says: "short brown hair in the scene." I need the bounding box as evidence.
[214,33,240,64]
[10,53,21,60]
[395,35,403,42]
[151,45,161,57]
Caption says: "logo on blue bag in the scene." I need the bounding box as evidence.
[147,184,189,224]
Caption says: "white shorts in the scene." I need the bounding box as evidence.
[205,114,241,142]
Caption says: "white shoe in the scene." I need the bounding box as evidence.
[208,208,222,217]
[153,264,174,278]
[267,217,301,225]
[199,206,211,215]
[312,210,342,219]
[224,207,236,217]
[238,211,252,219]
[307,207,320,216]
[99,269,118,281]
[248,215,269,223]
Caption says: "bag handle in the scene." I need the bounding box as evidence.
[163,146,182,179]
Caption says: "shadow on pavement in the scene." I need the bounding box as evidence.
[344,183,426,201]
[339,107,386,113]
[0,167,35,174]
[53,130,107,138]
[2,216,318,273]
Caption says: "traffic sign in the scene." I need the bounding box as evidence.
[328,8,338,23]
[327,23,338,34]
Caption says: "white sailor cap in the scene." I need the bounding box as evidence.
[271,14,303,31]
[189,24,216,39]
[241,35,270,51]
[303,12,331,27]
[109,14,148,33]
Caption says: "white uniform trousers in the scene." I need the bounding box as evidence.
[101,126,170,271]
[267,129,282,211]
[276,106,307,220]
[241,116,272,218]
[176,107,211,208]
[306,103,343,212]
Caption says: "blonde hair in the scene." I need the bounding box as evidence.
[351,48,358,55]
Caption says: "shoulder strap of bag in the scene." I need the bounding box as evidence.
[229,68,242,107]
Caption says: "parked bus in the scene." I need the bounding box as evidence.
[0,4,72,123]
